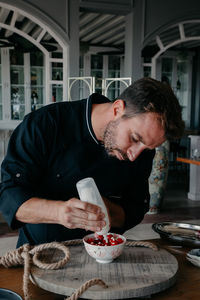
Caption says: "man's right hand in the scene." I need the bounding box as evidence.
[58,197,105,232]
[16,197,106,233]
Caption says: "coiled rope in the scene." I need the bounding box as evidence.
[0,239,158,300]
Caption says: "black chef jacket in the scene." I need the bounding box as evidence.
[0,93,155,247]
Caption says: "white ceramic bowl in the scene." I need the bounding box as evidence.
[83,233,126,264]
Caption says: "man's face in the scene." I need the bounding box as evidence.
[103,112,166,161]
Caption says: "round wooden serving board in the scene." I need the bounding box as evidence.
[31,244,178,299]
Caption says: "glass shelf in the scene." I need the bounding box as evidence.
[31,66,44,111]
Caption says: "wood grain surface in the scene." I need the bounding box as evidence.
[31,244,178,299]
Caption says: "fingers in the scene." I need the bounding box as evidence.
[67,198,102,214]
[69,206,104,221]
[62,214,106,232]
[59,198,106,232]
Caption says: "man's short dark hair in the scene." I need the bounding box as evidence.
[116,77,185,140]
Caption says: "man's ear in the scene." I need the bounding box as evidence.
[112,99,125,118]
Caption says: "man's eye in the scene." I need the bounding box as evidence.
[131,136,139,143]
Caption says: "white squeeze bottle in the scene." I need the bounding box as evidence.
[76,177,110,235]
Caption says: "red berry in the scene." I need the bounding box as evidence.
[110,240,117,245]
[116,238,123,244]
[107,234,113,239]
[87,238,94,244]
[86,234,124,246]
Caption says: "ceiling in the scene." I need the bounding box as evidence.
[79,12,126,53]
[0,1,132,54]
[79,0,200,57]
[79,0,133,55]
[0,1,200,57]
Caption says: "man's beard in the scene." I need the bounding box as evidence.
[102,119,128,160]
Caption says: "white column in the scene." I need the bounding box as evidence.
[103,55,108,78]
[45,52,50,104]
[120,56,124,77]
[188,135,200,200]
[1,48,11,121]
[124,0,145,81]
[82,53,91,99]
[63,45,69,101]
[68,0,79,77]
[24,53,31,114]
[68,0,80,100]
[124,12,133,78]
[83,53,91,76]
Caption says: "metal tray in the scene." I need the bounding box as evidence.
[152,222,200,247]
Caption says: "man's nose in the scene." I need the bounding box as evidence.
[127,143,146,161]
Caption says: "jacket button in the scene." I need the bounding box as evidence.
[144,199,148,203]
[56,174,61,178]
[16,173,21,178]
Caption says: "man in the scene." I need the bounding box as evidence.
[0,78,184,247]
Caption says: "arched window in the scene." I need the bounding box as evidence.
[0,2,69,129]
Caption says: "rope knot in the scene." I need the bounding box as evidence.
[0,244,31,268]
[21,244,32,260]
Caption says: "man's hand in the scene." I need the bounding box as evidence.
[16,197,106,232]
[58,198,106,232]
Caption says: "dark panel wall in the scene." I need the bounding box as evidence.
[145,0,200,39]
[25,0,67,32]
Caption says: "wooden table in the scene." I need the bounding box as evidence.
[177,157,200,166]
[0,239,200,300]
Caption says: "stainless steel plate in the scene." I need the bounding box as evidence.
[152,222,200,247]
[0,288,22,300]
